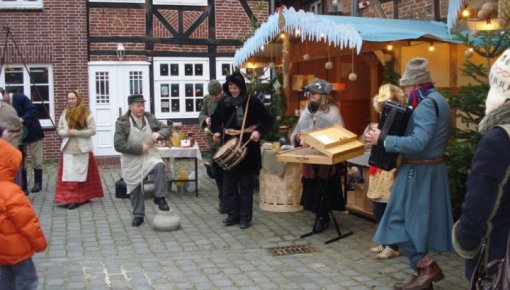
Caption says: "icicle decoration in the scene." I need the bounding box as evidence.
[232,7,362,69]
[447,0,465,32]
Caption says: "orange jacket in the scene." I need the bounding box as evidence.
[0,139,47,265]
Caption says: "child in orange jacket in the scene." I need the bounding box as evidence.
[0,137,48,290]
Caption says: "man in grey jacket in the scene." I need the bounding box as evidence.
[198,80,226,213]
[114,94,171,227]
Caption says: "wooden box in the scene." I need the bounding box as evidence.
[301,124,358,152]
[276,125,365,165]
[277,147,335,165]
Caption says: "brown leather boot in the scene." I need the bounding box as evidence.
[393,272,433,290]
[394,259,444,290]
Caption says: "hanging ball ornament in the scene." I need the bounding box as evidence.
[325,61,333,70]
[348,72,357,81]
[303,53,310,61]
[464,49,473,58]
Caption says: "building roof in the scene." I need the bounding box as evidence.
[233,7,458,68]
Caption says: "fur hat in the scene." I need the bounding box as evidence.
[399,57,433,86]
[486,49,510,114]
[223,71,247,96]
[207,80,223,95]
[373,84,407,113]
[304,78,332,94]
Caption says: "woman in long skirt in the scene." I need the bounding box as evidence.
[54,90,103,209]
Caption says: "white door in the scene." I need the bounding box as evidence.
[88,61,150,156]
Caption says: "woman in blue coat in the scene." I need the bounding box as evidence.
[366,57,453,290]
[453,49,510,280]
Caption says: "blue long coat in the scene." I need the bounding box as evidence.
[374,89,454,253]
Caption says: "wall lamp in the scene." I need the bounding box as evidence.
[117,43,125,61]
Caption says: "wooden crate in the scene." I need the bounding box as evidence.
[346,166,373,218]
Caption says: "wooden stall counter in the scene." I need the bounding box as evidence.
[346,150,374,219]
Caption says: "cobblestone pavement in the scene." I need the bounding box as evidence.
[27,160,469,290]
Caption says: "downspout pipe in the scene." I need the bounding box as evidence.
[351,0,358,16]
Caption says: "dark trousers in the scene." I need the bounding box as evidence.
[212,160,224,209]
[223,169,255,223]
[373,201,399,251]
[397,240,426,270]
[129,163,167,217]
[0,257,38,290]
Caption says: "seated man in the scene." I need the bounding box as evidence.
[114,94,171,227]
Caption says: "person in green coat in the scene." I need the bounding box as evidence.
[198,80,226,213]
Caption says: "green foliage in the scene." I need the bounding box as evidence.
[241,69,295,141]
[382,57,401,85]
[444,30,510,219]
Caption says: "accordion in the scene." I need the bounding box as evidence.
[368,101,413,170]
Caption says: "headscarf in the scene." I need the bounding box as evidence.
[66,90,89,130]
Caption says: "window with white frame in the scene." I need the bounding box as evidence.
[309,1,323,14]
[153,0,206,5]
[216,58,234,84]
[1,65,54,127]
[154,58,209,119]
[88,0,144,3]
[0,0,43,9]
[216,58,271,86]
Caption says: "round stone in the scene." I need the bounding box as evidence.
[152,209,181,232]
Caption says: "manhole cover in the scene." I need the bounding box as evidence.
[267,244,318,256]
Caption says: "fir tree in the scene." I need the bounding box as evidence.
[444,30,510,219]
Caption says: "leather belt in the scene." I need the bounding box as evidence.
[403,157,444,165]
[225,125,257,136]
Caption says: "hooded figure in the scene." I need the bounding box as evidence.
[210,71,274,229]
[453,48,510,280]
[0,138,48,289]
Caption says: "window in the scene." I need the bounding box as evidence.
[153,0,206,5]
[0,0,43,9]
[216,58,271,84]
[154,58,209,119]
[0,64,54,127]
[88,0,144,3]
[309,1,323,15]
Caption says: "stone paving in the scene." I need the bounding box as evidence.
[27,159,469,290]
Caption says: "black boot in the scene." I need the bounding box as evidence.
[31,169,43,193]
[22,167,29,195]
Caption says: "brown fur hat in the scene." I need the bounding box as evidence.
[373,84,407,113]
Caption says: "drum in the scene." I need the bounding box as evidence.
[213,138,247,171]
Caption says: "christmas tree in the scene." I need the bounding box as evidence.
[444,30,510,219]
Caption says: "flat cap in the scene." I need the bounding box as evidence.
[128,94,146,104]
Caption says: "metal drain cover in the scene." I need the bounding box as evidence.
[268,244,318,256]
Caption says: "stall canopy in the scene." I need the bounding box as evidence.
[233,7,458,68]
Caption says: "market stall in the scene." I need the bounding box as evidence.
[233,7,459,135]
[234,8,461,217]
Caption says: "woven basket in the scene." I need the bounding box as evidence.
[259,163,303,212]
[366,168,395,200]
